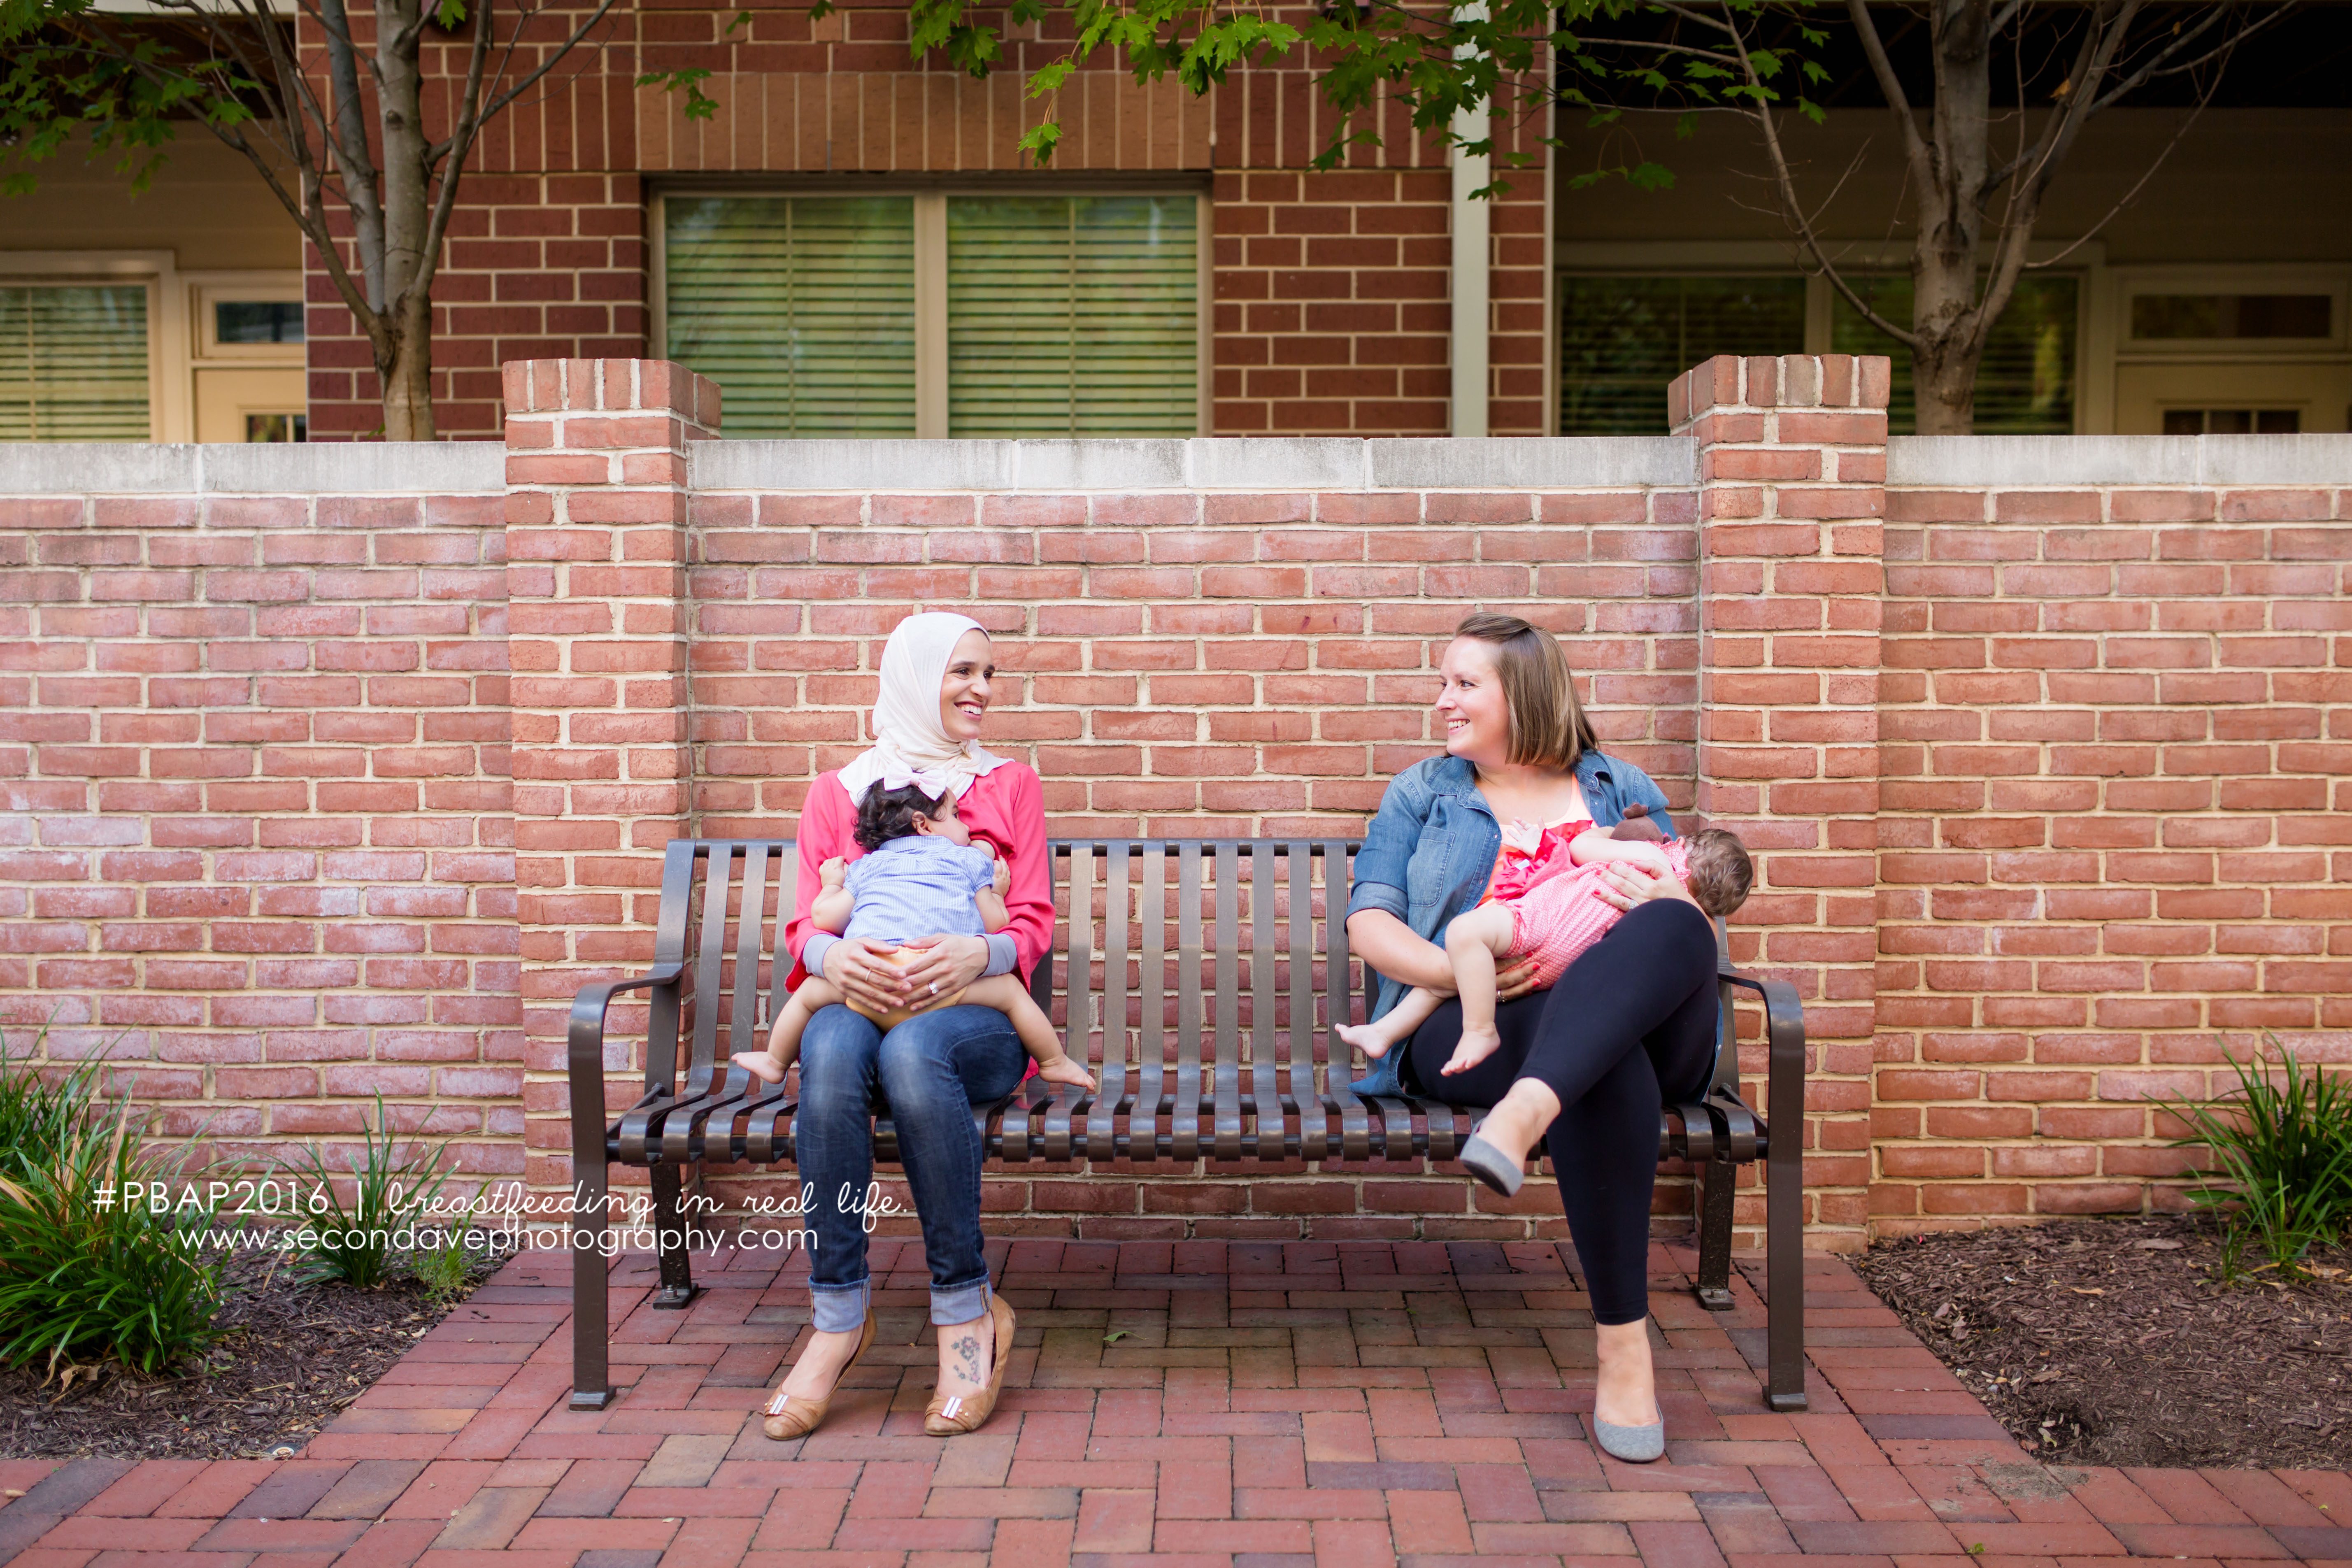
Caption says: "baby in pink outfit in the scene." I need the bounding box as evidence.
[1339,814,1753,1078]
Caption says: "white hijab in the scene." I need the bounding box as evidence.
[836,612,1012,806]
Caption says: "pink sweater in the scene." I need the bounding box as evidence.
[783,762,1053,991]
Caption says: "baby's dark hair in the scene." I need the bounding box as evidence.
[1680,828,1754,920]
[854,782,949,851]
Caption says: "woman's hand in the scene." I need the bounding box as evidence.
[890,934,991,1010]
[1594,860,1700,913]
[1493,953,1543,1004]
[823,937,915,1014]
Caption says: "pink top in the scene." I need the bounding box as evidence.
[1481,817,1593,904]
[1499,838,1695,990]
[783,762,1054,993]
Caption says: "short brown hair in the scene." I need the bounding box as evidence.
[1680,829,1754,920]
[1452,612,1598,770]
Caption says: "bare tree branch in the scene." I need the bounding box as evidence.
[474,0,621,125]
[1722,7,1919,347]
[1845,0,1936,194]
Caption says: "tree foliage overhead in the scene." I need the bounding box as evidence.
[905,0,2289,433]
[0,0,636,439]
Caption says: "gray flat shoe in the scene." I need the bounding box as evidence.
[1456,1133,1525,1198]
[1592,1415,1665,1463]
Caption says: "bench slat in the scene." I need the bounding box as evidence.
[1172,844,1203,1162]
[731,845,770,1071]
[1322,839,1373,1164]
[1286,842,1321,1161]
[1094,845,1128,1161]
[1139,845,1167,1155]
[689,844,730,1091]
[1212,842,1242,1163]
[1248,842,1275,1161]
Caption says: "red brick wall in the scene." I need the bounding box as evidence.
[1674,354,1887,1246]
[12,361,2350,1250]
[1874,478,2352,1230]
[0,463,518,1172]
[683,484,1699,837]
[304,0,1549,440]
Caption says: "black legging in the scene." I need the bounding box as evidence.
[1403,898,1719,1326]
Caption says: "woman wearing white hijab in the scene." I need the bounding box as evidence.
[762,612,1051,1441]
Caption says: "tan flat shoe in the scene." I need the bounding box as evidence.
[762,1307,877,1441]
[924,1293,1015,1437]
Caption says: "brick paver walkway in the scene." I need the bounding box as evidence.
[5,1239,2349,1566]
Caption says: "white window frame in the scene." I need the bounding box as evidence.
[1549,239,2107,433]
[652,182,1214,438]
[192,274,306,364]
[0,250,185,442]
[0,256,306,442]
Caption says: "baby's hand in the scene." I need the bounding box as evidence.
[1626,843,1673,877]
[991,858,1010,897]
[819,856,847,887]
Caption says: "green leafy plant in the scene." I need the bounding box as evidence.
[0,1088,224,1377]
[407,1221,481,1302]
[284,1093,455,1290]
[0,1024,105,1177]
[2166,1037,2352,1280]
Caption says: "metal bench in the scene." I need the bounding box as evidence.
[568,837,1808,1412]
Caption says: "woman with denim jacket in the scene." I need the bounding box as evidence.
[1343,612,1721,1464]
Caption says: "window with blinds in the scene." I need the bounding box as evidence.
[663,195,919,437]
[1831,275,2078,434]
[659,191,1202,438]
[945,194,1198,437]
[1559,276,1806,435]
[0,284,151,441]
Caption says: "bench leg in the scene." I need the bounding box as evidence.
[649,1163,701,1310]
[571,1152,614,1411]
[1694,1155,1736,1312]
[1764,1127,1806,1412]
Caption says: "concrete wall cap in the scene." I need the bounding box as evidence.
[0,442,503,494]
[1889,434,2352,489]
[1366,437,1695,490]
[690,436,1699,492]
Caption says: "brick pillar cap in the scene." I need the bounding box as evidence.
[1670,354,1891,429]
[502,358,720,431]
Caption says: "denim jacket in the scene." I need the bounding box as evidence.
[1341,749,1677,1099]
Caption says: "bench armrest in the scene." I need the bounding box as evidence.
[1717,969,1805,1154]
[568,965,685,1159]
[1718,965,1808,1411]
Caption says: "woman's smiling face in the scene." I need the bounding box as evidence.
[939,628,995,743]
[1435,636,1511,766]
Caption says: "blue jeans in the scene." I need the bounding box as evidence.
[796,1002,1026,1333]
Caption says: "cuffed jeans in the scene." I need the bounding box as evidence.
[796,1001,1026,1334]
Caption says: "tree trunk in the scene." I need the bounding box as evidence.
[379,296,436,441]
[1910,327,1981,435]
[1911,0,1994,436]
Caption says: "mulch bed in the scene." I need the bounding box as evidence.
[0,1246,480,1461]
[1854,1214,2352,1470]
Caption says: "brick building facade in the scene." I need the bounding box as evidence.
[300,2,1552,444]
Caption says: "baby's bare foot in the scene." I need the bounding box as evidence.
[1036,1055,1098,1091]
[1441,1024,1503,1077]
[732,1051,786,1084]
[1334,1022,1394,1060]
